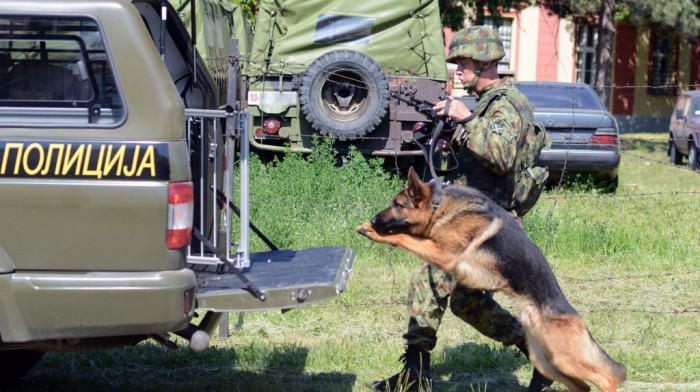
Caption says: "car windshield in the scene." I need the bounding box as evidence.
[515,84,605,110]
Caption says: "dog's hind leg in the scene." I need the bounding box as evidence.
[556,376,591,392]
[585,372,617,392]
[554,355,616,392]
[546,316,617,392]
[524,335,590,392]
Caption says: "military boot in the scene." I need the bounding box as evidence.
[516,342,554,392]
[371,345,432,392]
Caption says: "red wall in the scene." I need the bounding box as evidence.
[612,24,637,115]
[536,8,559,81]
[692,38,700,90]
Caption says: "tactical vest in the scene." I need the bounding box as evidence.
[453,85,550,217]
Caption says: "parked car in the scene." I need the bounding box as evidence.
[515,82,621,188]
[457,82,621,188]
[668,90,700,169]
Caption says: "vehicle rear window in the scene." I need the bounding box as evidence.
[0,15,125,126]
[515,84,605,110]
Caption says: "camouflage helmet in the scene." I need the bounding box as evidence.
[447,26,505,63]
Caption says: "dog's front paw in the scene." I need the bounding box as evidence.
[356,222,379,240]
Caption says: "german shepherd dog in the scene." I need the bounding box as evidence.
[356,167,626,392]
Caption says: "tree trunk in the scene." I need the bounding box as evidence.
[594,0,615,109]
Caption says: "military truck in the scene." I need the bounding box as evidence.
[0,0,353,384]
[174,0,450,159]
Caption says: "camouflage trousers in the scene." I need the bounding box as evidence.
[403,263,525,352]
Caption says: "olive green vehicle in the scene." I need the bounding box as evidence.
[0,0,353,384]
[176,0,449,157]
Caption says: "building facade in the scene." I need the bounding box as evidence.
[445,5,700,133]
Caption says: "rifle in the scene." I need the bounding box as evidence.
[390,92,455,137]
[390,92,458,179]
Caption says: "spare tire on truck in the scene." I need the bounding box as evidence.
[299,49,389,138]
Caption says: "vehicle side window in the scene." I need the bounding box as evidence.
[0,15,125,126]
[674,96,686,120]
[691,98,700,118]
[681,97,693,118]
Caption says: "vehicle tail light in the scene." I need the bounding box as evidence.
[264,117,281,134]
[167,182,193,250]
[412,122,427,134]
[254,127,264,138]
[590,128,618,144]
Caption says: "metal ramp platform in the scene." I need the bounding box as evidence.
[191,246,354,312]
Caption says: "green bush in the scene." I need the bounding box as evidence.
[235,139,400,250]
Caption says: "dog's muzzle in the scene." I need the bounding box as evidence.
[370,215,404,234]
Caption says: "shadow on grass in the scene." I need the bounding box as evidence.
[8,343,356,392]
[431,343,530,392]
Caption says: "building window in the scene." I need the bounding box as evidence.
[649,31,673,96]
[576,25,597,85]
[483,17,512,72]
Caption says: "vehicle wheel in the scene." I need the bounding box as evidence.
[669,140,682,165]
[603,175,619,193]
[299,50,389,138]
[689,143,699,170]
[0,350,44,385]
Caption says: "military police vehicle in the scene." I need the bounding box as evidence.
[0,0,353,383]
[177,0,450,159]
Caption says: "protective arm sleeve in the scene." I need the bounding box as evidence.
[463,102,522,174]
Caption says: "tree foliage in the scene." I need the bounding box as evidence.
[622,0,700,40]
[231,0,259,22]
[440,0,533,30]
[540,0,700,41]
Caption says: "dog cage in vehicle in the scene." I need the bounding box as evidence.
[184,101,355,313]
[185,107,251,270]
[182,41,354,315]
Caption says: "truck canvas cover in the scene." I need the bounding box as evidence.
[248,0,448,79]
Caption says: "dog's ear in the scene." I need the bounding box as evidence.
[406,167,431,205]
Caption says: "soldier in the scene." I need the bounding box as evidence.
[371,26,553,392]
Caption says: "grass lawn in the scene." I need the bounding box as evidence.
[10,135,700,392]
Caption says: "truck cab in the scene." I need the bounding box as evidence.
[0,0,353,383]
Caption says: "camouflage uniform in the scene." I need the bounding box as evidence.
[403,76,532,351]
[370,26,553,392]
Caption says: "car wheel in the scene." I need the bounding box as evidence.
[605,175,619,192]
[669,140,682,165]
[299,50,389,138]
[0,350,44,385]
[689,143,699,170]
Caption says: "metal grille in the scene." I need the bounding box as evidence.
[185,108,251,269]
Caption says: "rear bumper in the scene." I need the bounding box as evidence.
[0,269,196,342]
[540,148,620,179]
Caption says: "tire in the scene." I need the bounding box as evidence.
[689,143,699,170]
[0,350,44,385]
[299,50,389,138]
[604,175,619,193]
[669,140,682,165]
